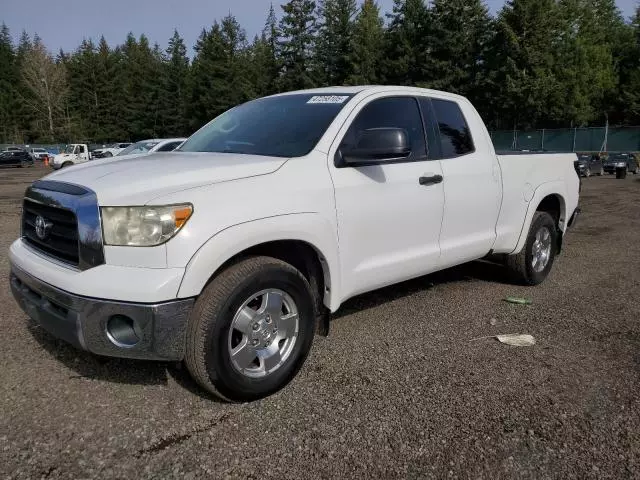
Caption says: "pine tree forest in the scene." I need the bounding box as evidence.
[1,0,639,144]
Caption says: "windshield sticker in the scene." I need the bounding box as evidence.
[307,95,349,104]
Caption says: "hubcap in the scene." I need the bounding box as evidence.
[228,289,299,378]
[531,226,552,273]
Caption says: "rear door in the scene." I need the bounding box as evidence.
[419,97,501,268]
[329,94,445,299]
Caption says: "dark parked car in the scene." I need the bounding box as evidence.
[0,150,34,168]
[574,153,604,177]
[603,153,639,175]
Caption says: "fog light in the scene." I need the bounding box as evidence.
[106,315,139,348]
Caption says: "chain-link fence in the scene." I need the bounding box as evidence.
[490,127,640,153]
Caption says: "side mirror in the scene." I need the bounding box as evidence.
[341,128,411,166]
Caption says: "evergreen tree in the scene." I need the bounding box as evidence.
[426,0,494,106]
[316,0,357,85]
[188,16,254,130]
[95,37,126,141]
[348,0,384,85]
[616,6,640,124]
[66,38,100,139]
[120,34,165,138]
[0,24,20,142]
[554,0,617,126]
[485,0,564,129]
[278,0,318,90]
[163,30,190,136]
[383,0,431,85]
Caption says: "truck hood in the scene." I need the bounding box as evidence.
[45,152,288,205]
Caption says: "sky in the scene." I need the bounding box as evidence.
[1,0,638,54]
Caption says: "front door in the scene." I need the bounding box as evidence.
[329,95,445,301]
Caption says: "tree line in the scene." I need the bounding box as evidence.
[1,0,639,144]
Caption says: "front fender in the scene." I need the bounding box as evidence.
[177,213,342,311]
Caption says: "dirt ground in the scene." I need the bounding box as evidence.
[0,165,639,479]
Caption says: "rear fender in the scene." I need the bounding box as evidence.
[512,181,567,255]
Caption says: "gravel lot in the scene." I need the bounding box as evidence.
[1,166,639,479]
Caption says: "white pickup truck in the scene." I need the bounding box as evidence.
[9,86,580,402]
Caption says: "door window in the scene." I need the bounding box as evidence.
[340,97,427,162]
[431,99,475,158]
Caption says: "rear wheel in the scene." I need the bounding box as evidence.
[506,212,558,286]
[185,256,316,402]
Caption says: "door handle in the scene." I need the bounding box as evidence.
[419,174,443,186]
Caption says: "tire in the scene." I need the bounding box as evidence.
[506,211,558,286]
[599,168,604,176]
[103,152,113,158]
[61,161,74,168]
[185,256,316,402]
[585,168,591,177]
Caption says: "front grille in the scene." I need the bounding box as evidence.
[22,199,79,266]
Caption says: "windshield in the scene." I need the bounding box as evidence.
[610,155,628,161]
[179,94,354,158]
[118,141,159,156]
[63,145,76,154]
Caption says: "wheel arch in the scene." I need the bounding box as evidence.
[513,183,567,255]
[177,214,341,312]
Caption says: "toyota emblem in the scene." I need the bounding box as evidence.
[35,215,53,240]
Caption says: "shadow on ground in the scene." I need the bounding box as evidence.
[333,259,512,319]
[24,259,511,394]
[26,322,217,401]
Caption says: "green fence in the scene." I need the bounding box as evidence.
[490,127,640,152]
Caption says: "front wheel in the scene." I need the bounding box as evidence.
[185,256,316,402]
[506,212,558,286]
[585,168,591,177]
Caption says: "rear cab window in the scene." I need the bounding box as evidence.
[430,98,475,159]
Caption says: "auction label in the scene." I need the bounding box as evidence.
[307,95,349,104]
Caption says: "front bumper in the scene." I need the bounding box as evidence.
[10,265,194,361]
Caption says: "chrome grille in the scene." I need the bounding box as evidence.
[21,180,105,270]
[22,199,80,266]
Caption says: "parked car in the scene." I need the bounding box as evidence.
[114,138,186,159]
[603,153,639,175]
[0,150,34,168]
[28,147,49,161]
[92,143,133,158]
[575,153,604,177]
[50,144,91,169]
[3,146,26,153]
[9,86,580,402]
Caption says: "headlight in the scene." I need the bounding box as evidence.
[616,162,626,167]
[101,204,193,246]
